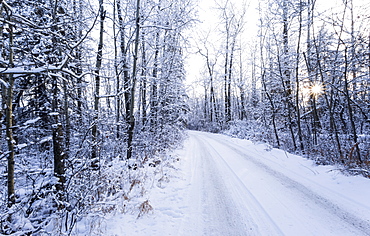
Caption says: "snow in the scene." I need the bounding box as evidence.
[23,117,41,126]
[39,136,52,144]
[83,131,370,235]
[15,143,28,149]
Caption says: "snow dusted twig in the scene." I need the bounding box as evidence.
[0,77,9,87]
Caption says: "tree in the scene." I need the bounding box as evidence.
[197,31,219,124]
[126,0,140,160]
[216,0,245,124]
[189,0,369,170]
[91,0,105,166]
[2,1,16,206]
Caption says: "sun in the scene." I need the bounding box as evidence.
[310,82,324,97]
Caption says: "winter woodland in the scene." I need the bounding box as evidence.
[188,0,369,169]
[0,0,369,234]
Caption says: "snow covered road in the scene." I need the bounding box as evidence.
[179,131,370,235]
[105,131,370,235]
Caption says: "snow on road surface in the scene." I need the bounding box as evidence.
[105,131,370,235]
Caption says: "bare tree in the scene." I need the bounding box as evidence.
[216,0,245,124]
[3,3,15,206]
[91,0,106,167]
[126,0,140,160]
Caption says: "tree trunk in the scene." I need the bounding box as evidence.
[210,80,217,122]
[127,0,140,160]
[262,71,280,148]
[224,32,229,123]
[51,0,66,199]
[140,29,147,126]
[113,0,121,138]
[238,49,247,120]
[227,38,235,122]
[295,0,304,152]
[5,21,15,206]
[63,79,71,150]
[74,0,84,115]
[116,0,131,126]
[204,84,208,121]
[150,30,160,128]
[282,0,296,150]
[92,0,105,166]
[344,48,361,163]
[51,112,66,196]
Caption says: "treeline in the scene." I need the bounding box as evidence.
[0,0,192,234]
[189,0,370,171]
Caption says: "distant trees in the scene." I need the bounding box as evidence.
[189,0,370,172]
[196,31,220,127]
[191,0,245,130]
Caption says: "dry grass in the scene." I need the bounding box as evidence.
[137,200,153,218]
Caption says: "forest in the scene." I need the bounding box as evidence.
[188,0,369,172]
[0,0,369,234]
[1,0,191,234]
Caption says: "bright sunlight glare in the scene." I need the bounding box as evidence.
[311,83,324,96]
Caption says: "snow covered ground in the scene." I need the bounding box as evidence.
[100,131,370,235]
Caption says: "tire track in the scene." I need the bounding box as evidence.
[192,133,285,235]
[197,132,370,235]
